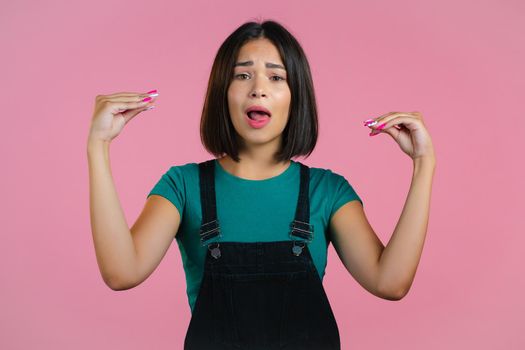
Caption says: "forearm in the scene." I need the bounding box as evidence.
[377,157,436,298]
[87,140,138,290]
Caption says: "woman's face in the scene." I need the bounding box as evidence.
[227,38,291,150]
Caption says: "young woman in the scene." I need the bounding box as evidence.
[87,20,436,350]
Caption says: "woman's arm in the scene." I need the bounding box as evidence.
[332,111,436,300]
[330,157,435,301]
[376,157,435,299]
[88,140,138,290]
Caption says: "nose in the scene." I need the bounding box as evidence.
[250,76,267,98]
[250,88,266,98]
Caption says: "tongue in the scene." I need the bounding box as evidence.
[250,111,269,121]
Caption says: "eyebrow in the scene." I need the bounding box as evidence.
[233,60,286,70]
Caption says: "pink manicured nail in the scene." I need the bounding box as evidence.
[369,130,380,136]
[147,90,157,94]
[142,97,152,102]
[363,118,375,124]
[377,122,386,130]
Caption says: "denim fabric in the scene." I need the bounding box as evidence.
[184,241,340,349]
[183,160,340,350]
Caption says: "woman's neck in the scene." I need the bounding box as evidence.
[217,155,291,181]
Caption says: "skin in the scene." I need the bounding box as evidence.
[219,39,438,301]
[328,113,435,300]
[218,38,292,180]
[103,40,436,303]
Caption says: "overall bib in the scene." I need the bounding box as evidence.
[184,159,341,350]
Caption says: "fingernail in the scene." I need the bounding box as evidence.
[369,130,380,136]
[363,118,375,124]
[364,120,378,127]
[377,122,386,130]
[147,90,157,94]
[142,97,152,102]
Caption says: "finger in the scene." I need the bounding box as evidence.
[102,99,155,115]
[103,93,158,114]
[369,118,409,138]
[102,90,159,99]
[364,112,406,126]
[105,92,142,97]
[370,116,419,135]
[103,93,159,102]
[364,111,421,127]
[110,95,158,104]
[365,113,418,129]
[363,111,396,125]
[121,104,154,124]
[114,103,156,117]
[100,92,145,101]
[370,125,400,138]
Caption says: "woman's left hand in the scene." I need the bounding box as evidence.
[364,111,436,162]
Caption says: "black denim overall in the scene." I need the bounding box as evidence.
[183,159,341,350]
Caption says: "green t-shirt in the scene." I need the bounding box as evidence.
[147,159,363,313]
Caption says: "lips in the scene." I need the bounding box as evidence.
[245,113,271,128]
[245,105,272,120]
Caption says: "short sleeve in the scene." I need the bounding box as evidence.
[328,171,363,221]
[147,166,185,221]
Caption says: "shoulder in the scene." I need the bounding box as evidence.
[306,162,363,207]
[162,161,199,179]
[307,164,349,186]
[166,158,219,175]
[150,162,200,193]
[160,159,221,188]
[166,161,197,173]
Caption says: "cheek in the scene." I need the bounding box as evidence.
[227,90,236,113]
[277,90,291,113]
[227,86,242,109]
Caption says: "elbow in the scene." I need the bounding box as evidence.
[107,282,131,291]
[376,282,410,301]
[103,274,136,291]
[385,288,408,301]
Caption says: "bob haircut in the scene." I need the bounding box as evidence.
[200,20,319,163]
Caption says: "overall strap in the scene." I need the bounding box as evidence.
[289,163,314,246]
[198,159,314,256]
[289,162,314,256]
[198,159,221,246]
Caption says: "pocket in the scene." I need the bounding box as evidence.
[279,271,311,348]
[228,272,296,348]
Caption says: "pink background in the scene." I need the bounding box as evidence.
[2,0,524,348]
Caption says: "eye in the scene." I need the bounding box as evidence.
[235,73,250,80]
[270,75,285,81]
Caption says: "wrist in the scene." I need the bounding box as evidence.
[413,156,436,172]
[87,137,110,154]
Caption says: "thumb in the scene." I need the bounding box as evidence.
[122,105,155,125]
[373,125,400,139]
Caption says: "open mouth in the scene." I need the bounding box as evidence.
[247,111,271,120]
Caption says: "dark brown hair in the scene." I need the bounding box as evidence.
[200,20,319,163]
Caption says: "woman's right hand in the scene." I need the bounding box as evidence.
[88,90,158,144]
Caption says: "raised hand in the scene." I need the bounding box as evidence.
[88,90,158,144]
[364,111,435,161]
